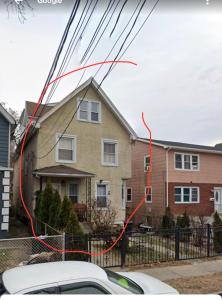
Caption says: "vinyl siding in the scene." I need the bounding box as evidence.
[0,114,9,168]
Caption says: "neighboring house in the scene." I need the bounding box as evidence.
[126,138,222,227]
[0,104,15,237]
[13,78,136,225]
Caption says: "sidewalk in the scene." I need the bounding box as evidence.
[133,258,222,281]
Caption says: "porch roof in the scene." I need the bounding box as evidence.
[33,165,94,178]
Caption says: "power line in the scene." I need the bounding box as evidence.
[109,0,128,37]
[18,0,81,145]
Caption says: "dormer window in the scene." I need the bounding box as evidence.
[78,99,101,123]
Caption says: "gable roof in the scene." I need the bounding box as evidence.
[0,104,15,124]
[37,77,137,139]
[138,138,222,154]
[25,101,56,119]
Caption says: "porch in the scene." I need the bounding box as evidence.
[33,165,94,222]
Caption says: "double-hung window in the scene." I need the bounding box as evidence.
[175,153,199,171]
[96,184,108,208]
[78,99,100,123]
[144,155,151,172]
[102,140,118,166]
[127,187,132,202]
[174,187,199,203]
[56,134,76,163]
[145,186,152,203]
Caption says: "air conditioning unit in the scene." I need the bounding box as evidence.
[145,165,150,172]
[210,197,215,202]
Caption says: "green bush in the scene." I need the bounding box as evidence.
[213,211,222,253]
[49,190,61,228]
[38,181,53,223]
[161,207,175,229]
[176,211,190,228]
[66,209,83,235]
[56,196,72,230]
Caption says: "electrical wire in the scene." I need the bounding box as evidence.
[109,0,128,37]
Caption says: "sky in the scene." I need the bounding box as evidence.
[0,0,222,146]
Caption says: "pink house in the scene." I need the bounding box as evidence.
[126,138,222,227]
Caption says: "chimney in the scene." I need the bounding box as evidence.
[215,143,222,150]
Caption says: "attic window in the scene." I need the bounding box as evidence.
[78,99,100,123]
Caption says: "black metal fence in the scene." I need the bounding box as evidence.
[65,225,222,268]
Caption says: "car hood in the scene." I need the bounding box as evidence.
[118,272,178,294]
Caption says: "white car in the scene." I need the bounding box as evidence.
[0,261,178,295]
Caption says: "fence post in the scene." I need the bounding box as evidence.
[62,232,66,261]
[207,224,211,257]
[88,234,91,263]
[120,232,128,268]
[175,227,180,260]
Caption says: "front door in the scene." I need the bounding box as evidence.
[214,188,222,213]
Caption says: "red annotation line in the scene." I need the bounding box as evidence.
[19,60,152,256]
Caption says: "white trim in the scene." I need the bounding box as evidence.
[2,193,9,201]
[55,133,77,164]
[33,172,93,178]
[144,155,151,172]
[121,180,126,209]
[174,186,200,204]
[174,152,200,171]
[1,223,9,231]
[38,77,137,138]
[2,178,9,186]
[0,104,15,124]
[101,139,118,167]
[2,208,9,215]
[4,186,9,193]
[4,171,10,178]
[3,216,9,223]
[3,201,10,208]
[0,167,13,171]
[145,186,152,203]
[126,187,132,202]
[77,98,101,124]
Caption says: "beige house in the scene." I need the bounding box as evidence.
[13,78,136,224]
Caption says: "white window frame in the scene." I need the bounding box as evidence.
[144,155,151,172]
[95,181,109,209]
[77,98,101,123]
[127,187,132,202]
[174,152,200,171]
[174,186,200,204]
[145,186,152,203]
[101,139,118,166]
[55,133,76,164]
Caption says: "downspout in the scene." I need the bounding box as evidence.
[165,147,171,207]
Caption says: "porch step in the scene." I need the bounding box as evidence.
[80,222,93,234]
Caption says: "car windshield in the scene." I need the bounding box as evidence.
[104,269,144,294]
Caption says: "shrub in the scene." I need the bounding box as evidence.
[161,207,175,229]
[213,211,222,253]
[176,211,190,228]
[49,190,61,228]
[38,181,53,223]
[66,209,83,235]
[56,196,72,230]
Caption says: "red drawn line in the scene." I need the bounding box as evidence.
[19,60,152,256]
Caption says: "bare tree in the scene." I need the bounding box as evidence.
[90,199,117,234]
[4,0,33,23]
